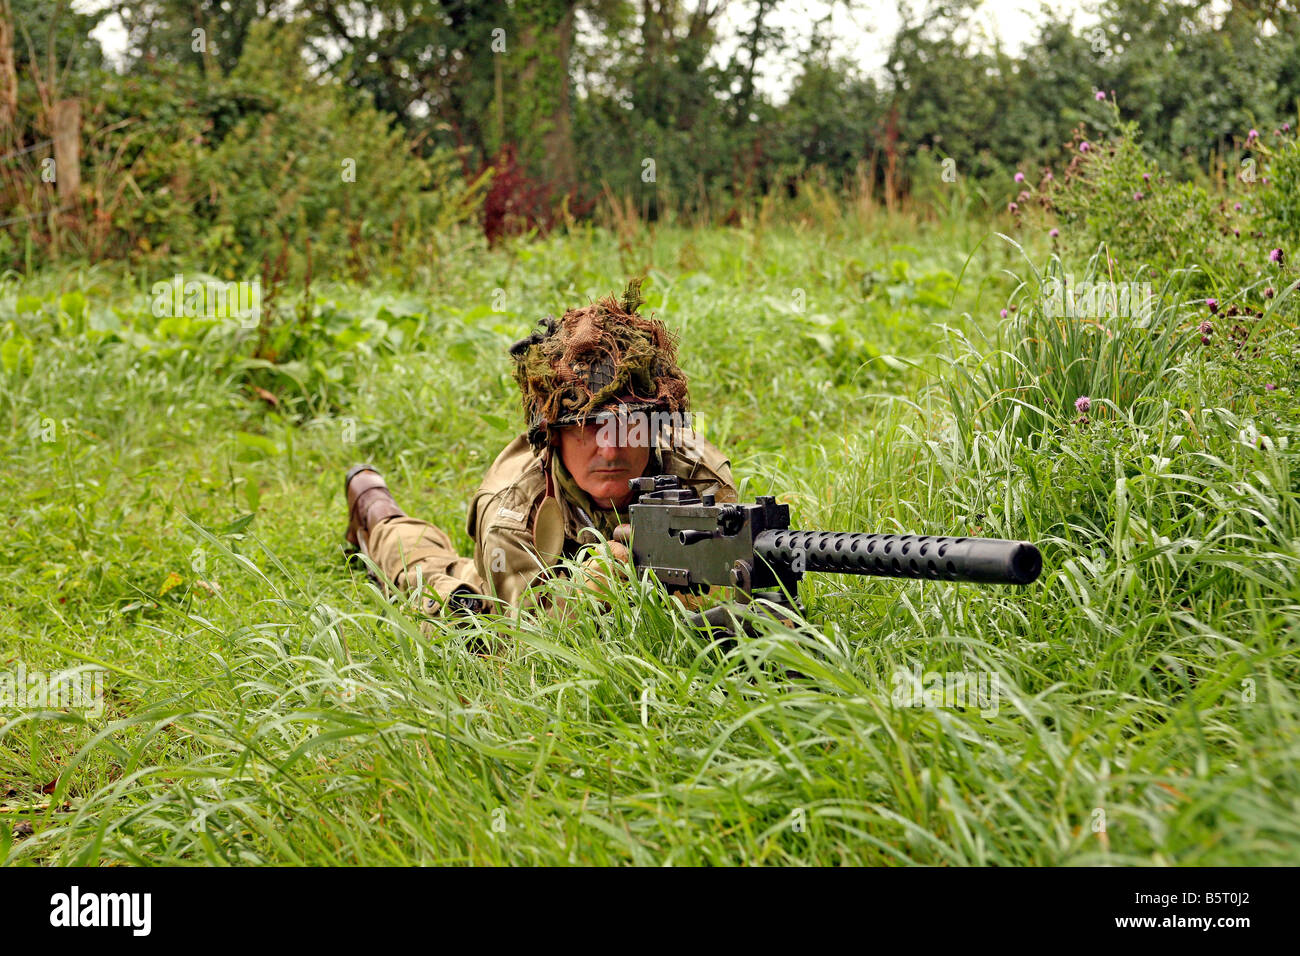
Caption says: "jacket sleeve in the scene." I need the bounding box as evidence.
[471,491,552,609]
[472,492,635,615]
[673,438,739,504]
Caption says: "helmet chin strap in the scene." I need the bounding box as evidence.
[542,440,556,499]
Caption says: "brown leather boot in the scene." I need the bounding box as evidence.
[344,463,406,557]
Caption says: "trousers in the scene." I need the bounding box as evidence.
[365,515,486,605]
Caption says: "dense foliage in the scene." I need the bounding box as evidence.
[4,0,1300,274]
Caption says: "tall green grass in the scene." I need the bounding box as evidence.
[1,219,1297,865]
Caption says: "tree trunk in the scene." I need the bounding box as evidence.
[540,5,576,192]
[513,3,577,194]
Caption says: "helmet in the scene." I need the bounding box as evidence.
[508,279,690,450]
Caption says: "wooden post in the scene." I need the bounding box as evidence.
[51,98,81,205]
[0,1,17,136]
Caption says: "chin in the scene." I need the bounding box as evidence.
[586,477,629,504]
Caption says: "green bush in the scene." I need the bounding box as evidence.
[1044,105,1237,293]
[2,21,486,280]
[197,20,485,282]
[1254,128,1300,250]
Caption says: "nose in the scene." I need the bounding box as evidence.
[594,437,621,461]
[594,425,622,454]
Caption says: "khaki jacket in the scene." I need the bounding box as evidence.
[466,435,738,607]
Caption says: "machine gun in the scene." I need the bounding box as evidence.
[626,475,1042,635]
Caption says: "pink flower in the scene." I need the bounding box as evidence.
[1265,286,1275,298]
[1014,171,1025,183]
[1206,298,1219,313]
[1142,172,1151,181]
[1095,91,1106,101]
[1269,247,1285,264]
[1049,228,1060,238]
[1008,202,1019,213]
[1285,123,1292,132]
[1079,141,1090,152]
[1200,320,1213,335]
[1000,309,1008,318]
[1234,202,1242,211]
[1133,191,1143,201]
[1075,396,1091,414]
[1266,383,1277,391]
[1248,129,1259,141]
[1018,190,1031,202]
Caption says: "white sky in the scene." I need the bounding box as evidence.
[715,0,1101,94]
[76,0,1101,102]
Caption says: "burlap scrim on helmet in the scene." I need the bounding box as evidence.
[509,278,690,447]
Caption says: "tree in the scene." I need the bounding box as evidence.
[100,0,287,76]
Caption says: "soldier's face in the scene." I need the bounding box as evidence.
[557,420,651,510]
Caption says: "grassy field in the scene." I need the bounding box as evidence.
[2,211,1298,865]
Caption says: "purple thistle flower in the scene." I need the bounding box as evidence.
[1044,171,1054,181]
[1095,91,1106,101]
[1269,247,1285,264]
[1014,171,1025,183]
[1266,383,1277,391]
[1000,309,1009,318]
[1142,172,1151,181]
[1200,320,1213,335]
[1201,336,1212,346]
[1248,129,1259,141]
[1234,202,1242,211]
[1079,141,1090,152]
[1049,228,1060,238]
[1075,396,1091,414]
[1206,298,1219,313]
[1234,229,1240,237]
[1008,202,1019,213]
[1133,191,1143,201]
[1265,286,1275,298]
[1285,123,1292,132]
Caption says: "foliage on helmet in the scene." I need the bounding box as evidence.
[508,278,690,449]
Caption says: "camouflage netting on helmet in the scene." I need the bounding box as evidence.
[508,278,690,448]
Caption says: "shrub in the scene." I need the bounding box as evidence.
[1253,127,1300,249]
[1042,107,1237,294]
